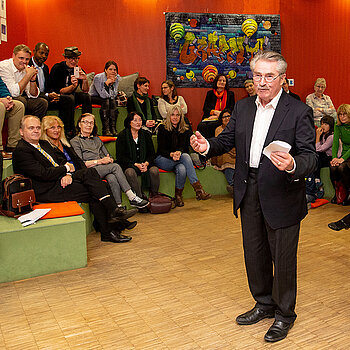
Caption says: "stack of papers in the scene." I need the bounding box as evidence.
[18,209,51,227]
[263,140,291,159]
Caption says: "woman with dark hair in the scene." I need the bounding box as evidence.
[330,104,350,205]
[116,112,160,200]
[89,60,120,136]
[158,80,187,119]
[70,113,149,210]
[155,105,210,207]
[197,74,235,138]
[126,76,158,133]
[315,115,334,180]
[210,109,236,195]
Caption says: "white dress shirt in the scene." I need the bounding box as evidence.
[0,58,39,98]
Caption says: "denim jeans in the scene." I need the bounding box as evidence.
[224,168,234,186]
[155,153,198,189]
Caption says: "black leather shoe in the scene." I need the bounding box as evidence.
[101,231,132,243]
[328,219,349,231]
[264,320,294,342]
[236,307,275,325]
[108,207,137,223]
[118,219,137,230]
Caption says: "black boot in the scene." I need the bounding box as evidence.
[100,109,112,136]
[109,108,118,136]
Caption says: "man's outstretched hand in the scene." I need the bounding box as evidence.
[190,131,208,154]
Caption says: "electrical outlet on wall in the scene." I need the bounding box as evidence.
[288,78,294,86]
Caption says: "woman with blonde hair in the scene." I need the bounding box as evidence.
[155,105,210,206]
[330,104,350,205]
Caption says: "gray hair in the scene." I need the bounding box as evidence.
[315,78,326,87]
[250,50,287,74]
[20,115,40,129]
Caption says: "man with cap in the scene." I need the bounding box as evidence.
[29,43,75,136]
[49,46,92,136]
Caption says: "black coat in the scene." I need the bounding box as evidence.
[207,91,317,229]
[202,90,235,119]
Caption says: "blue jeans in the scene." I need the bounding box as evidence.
[155,153,198,189]
[224,168,234,186]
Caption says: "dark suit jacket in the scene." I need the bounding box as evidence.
[207,91,317,229]
[288,90,301,101]
[12,139,78,202]
[28,58,50,93]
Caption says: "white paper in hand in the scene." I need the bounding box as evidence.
[263,140,291,160]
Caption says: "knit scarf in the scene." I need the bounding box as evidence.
[125,128,150,188]
[213,89,227,111]
[132,91,152,122]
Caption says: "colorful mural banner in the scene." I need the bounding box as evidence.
[165,12,281,88]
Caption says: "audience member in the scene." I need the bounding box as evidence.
[127,77,158,133]
[0,77,24,158]
[197,74,235,138]
[13,115,136,243]
[330,104,350,205]
[155,105,210,207]
[306,78,337,124]
[282,78,300,100]
[0,44,48,118]
[158,80,187,119]
[49,46,92,135]
[116,112,160,201]
[243,79,256,97]
[29,42,75,136]
[70,113,149,210]
[41,115,138,233]
[210,109,235,195]
[89,60,120,136]
[328,213,350,231]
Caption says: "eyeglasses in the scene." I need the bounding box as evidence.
[67,57,80,61]
[252,73,283,83]
[80,120,94,126]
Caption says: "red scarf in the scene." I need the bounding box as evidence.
[213,89,227,111]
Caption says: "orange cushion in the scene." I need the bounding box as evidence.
[98,136,117,142]
[33,201,85,219]
[311,198,329,208]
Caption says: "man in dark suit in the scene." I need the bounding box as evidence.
[12,115,137,243]
[29,43,75,136]
[282,78,301,100]
[191,51,317,342]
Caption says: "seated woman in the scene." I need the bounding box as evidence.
[315,115,334,181]
[158,80,187,119]
[155,105,210,207]
[306,78,337,124]
[197,74,235,138]
[70,113,149,210]
[40,115,137,242]
[89,60,120,136]
[330,104,350,205]
[116,112,160,200]
[243,79,256,97]
[126,77,159,133]
[210,109,235,195]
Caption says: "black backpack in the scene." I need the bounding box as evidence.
[1,174,36,217]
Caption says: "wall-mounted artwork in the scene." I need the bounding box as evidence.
[165,12,281,88]
[0,0,6,43]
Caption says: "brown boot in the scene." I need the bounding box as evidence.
[191,181,211,200]
[175,188,184,207]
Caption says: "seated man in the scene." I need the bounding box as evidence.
[0,77,24,158]
[12,115,137,243]
[0,44,48,119]
[29,42,75,136]
[49,46,92,135]
[282,78,301,100]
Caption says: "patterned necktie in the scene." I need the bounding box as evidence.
[37,144,59,167]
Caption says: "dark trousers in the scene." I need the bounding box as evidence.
[124,166,160,197]
[330,160,350,190]
[240,168,300,324]
[14,96,48,118]
[197,120,220,138]
[59,168,116,235]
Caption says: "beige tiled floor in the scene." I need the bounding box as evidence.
[0,196,349,349]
